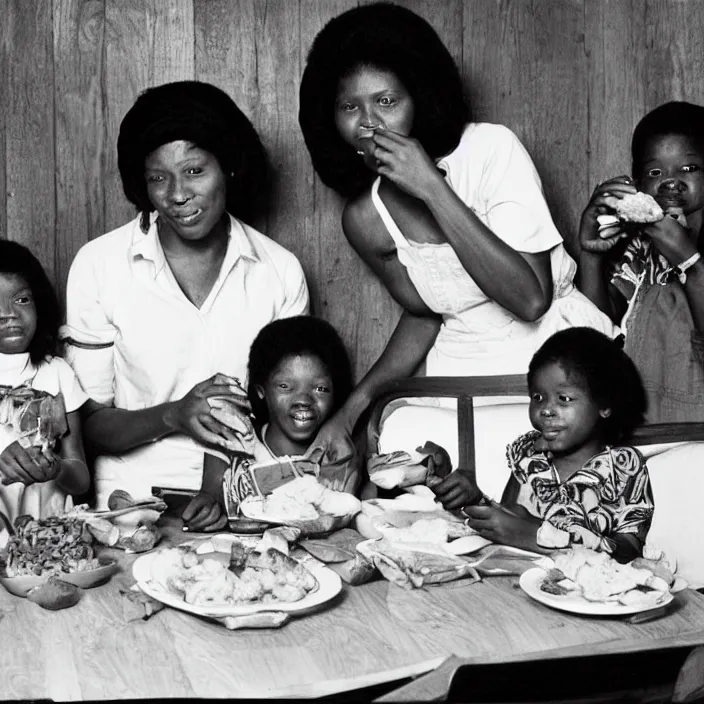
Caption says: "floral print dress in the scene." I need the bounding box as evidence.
[507,431,654,554]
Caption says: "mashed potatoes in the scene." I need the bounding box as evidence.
[242,475,361,524]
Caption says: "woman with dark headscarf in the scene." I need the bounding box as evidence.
[62,81,309,512]
[299,3,615,497]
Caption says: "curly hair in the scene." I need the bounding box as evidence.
[117,80,269,229]
[247,316,353,426]
[632,101,704,175]
[299,2,470,198]
[0,241,61,364]
[527,328,646,445]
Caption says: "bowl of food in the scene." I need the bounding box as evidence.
[73,489,167,553]
[0,514,118,598]
[238,475,361,537]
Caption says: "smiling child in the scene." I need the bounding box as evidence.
[181,316,357,532]
[459,327,653,564]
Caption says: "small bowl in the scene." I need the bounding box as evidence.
[0,556,119,598]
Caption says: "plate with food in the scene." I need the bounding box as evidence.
[519,546,679,616]
[132,532,342,619]
[237,474,361,537]
[355,492,491,556]
[0,514,118,597]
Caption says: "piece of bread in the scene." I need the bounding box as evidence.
[27,576,82,610]
[614,192,663,223]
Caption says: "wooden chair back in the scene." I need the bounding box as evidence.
[367,375,704,474]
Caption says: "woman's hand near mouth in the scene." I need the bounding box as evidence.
[371,129,446,201]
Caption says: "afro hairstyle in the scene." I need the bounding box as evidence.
[631,101,704,176]
[117,80,269,229]
[299,1,470,198]
[0,241,61,365]
[527,327,646,445]
[247,315,353,426]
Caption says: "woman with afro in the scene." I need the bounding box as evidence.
[298,2,615,495]
[62,81,309,512]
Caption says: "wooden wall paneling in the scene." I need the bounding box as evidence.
[53,0,106,304]
[198,0,307,250]
[5,0,56,280]
[0,0,8,242]
[299,0,388,379]
[195,0,276,242]
[464,0,588,258]
[238,1,305,251]
[195,0,335,342]
[643,0,704,109]
[103,0,195,236]
[584,0,646,198]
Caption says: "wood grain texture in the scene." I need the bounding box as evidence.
[464,0,588,258]
[103,0,195,233]
[644,0,704,109]
[5,0,56,278]
[585,0,646,192]
[0,1,7,242]
[5,0,704,385]
[2,519,704,700]
[301,0,400,376]
[53,0,107,304]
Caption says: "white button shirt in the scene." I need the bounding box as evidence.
[61,213,309,506]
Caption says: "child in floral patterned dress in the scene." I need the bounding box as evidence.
[460,327,653,563]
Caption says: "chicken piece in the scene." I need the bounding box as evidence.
[149,546,193,592]
[231,567,267,601]
[272,583,307,602]
[248,548,317,593]
[618,588,667,608]
[632,556,675,586]
[229,540,248,573]
[258,528,290,556]
[170,557,225,594]
[255,567,277,593]
[184,569,238,605]
[182,549,200,568]
[576,563,640,601]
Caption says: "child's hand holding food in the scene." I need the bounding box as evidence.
[0,441,61,485]
[579,175,638,253]
[642,213,698,268]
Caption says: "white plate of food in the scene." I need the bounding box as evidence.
[132,534,342,619]
[519,546,677,617]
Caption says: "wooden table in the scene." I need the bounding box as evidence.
[2,518,704,701]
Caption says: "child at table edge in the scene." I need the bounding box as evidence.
[436,327,654,564]
[181,315,359,531]
[0,242,90,541]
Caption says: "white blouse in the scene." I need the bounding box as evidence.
[61,213,309,506]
